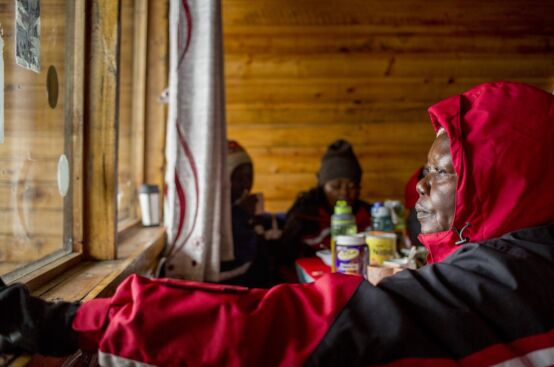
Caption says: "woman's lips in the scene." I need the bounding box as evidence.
[416,211,431,219]
[415,204,431,219]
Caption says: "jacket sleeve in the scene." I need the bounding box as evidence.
[75,236,554,367]
[0,279,79,357]
[279,191,320,265]
[73,273,363,367]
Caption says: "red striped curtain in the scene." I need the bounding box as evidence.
[163,0,233,281]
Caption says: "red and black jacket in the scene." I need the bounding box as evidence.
[70,82,554,366]
[73,224,554,366]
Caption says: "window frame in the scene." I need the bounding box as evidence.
[1,0,85,285]
[116,0,149,233]
[5,0,168,291]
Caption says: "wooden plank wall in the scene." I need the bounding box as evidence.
[222,0,554,212]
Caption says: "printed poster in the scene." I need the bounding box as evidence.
[15,0,40,73]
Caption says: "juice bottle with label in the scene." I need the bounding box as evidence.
[330,200,357,272]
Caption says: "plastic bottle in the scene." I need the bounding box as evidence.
[371,201,384,219]
[385,200,407,249]
[384,200,406,231]
[331,200,357,272]
[372,205,394,232]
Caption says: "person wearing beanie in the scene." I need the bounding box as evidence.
[219,140,270,287]
[317,139,362,188]
[278,139,372,275]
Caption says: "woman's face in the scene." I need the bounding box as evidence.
[323,178,360,208]
[415,132,457,234]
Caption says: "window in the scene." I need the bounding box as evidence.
[0,0,81,281]
[0,0,167,296]
[117,0,148,231]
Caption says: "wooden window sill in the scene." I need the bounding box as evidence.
[5,225,164,298]
[31,225,166,302]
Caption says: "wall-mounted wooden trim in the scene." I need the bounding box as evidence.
[145,0,169,216]
[84,0,121,260]
[132,0,149,188]
[65,0,85,253]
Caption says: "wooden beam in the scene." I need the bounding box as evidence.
[64,0,85,253]
[144,0,169,215]
[131,0,148,191]
[84,0,121,260]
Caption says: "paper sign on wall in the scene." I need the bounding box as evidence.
[15,0,40,73]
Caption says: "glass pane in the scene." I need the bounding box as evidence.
[117,0,139,227]
[0,0,71,277]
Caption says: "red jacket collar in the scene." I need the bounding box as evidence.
[418,230,461,263]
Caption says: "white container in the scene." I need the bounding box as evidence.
[139,184,160,226]
[335,234,368,277]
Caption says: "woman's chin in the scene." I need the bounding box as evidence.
[419,220,437,235]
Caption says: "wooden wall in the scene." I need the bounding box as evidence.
[222,0,554,212]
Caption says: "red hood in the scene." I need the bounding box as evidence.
[418,81,554,263]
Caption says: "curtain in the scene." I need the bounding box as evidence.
[163,0,233,281]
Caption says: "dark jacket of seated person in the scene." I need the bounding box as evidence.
[280,139,371,265]
[219,141,270,288]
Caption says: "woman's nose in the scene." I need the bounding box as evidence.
[416,176,429,196]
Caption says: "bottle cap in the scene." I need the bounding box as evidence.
[139,184,160,194]
[336,234,365,245]
[374,206,390,218]
[334,200,352,214]
[371,201,384,216]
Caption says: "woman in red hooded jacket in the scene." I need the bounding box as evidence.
[1,81,554,366]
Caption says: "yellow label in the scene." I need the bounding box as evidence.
[366,234,396,265]
[337,248,360,261]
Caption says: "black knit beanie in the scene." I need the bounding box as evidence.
[317,139,362,186]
